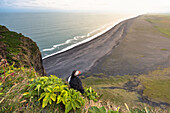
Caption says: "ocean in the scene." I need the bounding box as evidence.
[0,12,133,59]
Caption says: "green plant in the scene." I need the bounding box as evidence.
[84,87,100,102]
[0,60,38,112]
[57,88,85,113]
[88,106,106,113]
[24,75,85,113]
[24,75,67,107]
[0,61,22,98]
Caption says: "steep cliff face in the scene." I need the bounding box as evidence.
[0,25,45,75]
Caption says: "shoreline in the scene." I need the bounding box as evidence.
[43,16,137,77]
[42,14,139,60]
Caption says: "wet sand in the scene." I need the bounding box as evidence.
[43,17,134,78]
[43,15,170,78]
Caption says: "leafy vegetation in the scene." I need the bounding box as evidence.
[1,59,165,112]
[84,87,100,102]
[0,60,101,113]
[23,75,85,113]
[0,61,38,112]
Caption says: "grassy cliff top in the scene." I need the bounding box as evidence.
[0,26,22,60]
[0,25,45,75]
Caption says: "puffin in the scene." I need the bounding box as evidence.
[68,70,84,94]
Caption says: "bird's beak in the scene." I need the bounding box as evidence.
[78,71,81,75]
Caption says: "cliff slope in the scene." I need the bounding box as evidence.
[0,25,45,75]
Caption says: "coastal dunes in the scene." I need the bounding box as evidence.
[43,15,170,78]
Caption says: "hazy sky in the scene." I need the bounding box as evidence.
[0,0,170,13]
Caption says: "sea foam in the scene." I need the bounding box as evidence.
[41,22,112,53]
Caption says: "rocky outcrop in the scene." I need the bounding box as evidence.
[0,25,45,76]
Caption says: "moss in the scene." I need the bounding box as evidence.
[136,55,145,58]
[146,15,170,38]
[98,89,139,107]
[82,75,139,107]
[93,73,107,77]
[83,67,170,108]
[146,18,158,24]
[82,75,132,86]
[157,27,170,37]
[142,79,170,103]
[160,48,168,51]
[139,67,170,103]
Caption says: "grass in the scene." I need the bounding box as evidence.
[82,67,170,110]
[160,48,168,51]
[82,74,133,86]
[143,79,170,103]
[95,88,139,107]
[136,55,145,58]
[146,14,170,38]
[82,75,142,108]
[146,18,159,24]
[0,25,39,68]
[139,67,170,104]
[0,25,22,64]
[142,15,170,104]
[0,65,38,112]
[0,31,22,54]
[157,27,170,37]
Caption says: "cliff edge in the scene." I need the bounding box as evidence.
[0,25,45,75]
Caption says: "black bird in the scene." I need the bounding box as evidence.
[68,70,84,94]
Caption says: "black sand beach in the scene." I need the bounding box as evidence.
[43,17,134,77]
[43,15,170,78]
